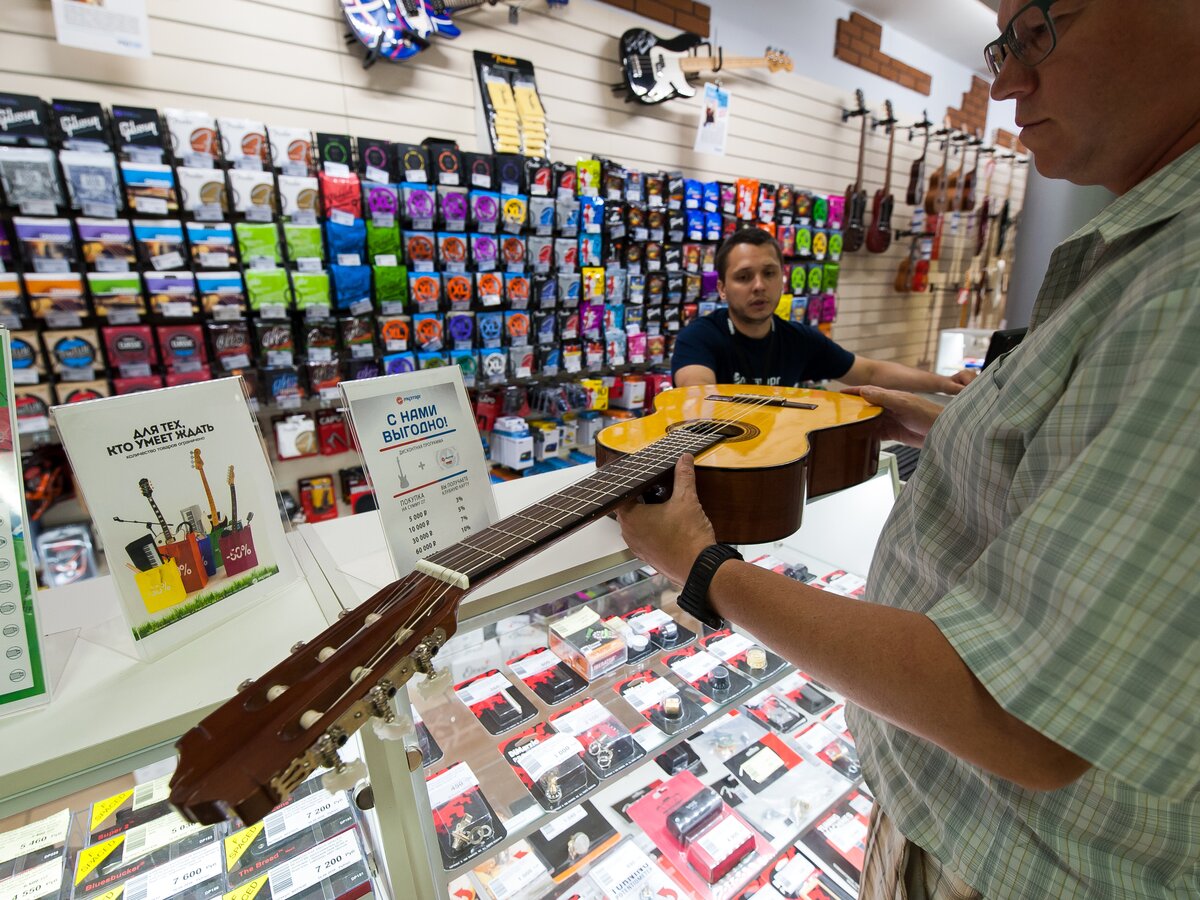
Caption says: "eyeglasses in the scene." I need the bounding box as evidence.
[983,0,1059,77]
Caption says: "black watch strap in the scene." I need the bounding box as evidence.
[677,543,742,630]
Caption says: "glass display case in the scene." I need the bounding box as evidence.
[1,461,900,900]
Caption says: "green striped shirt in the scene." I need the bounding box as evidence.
[848,143,1200,899]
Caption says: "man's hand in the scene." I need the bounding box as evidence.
[944,369,979,393]
[842,386,944,447]
[616,453,715,585]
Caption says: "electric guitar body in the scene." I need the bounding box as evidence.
[620,28,705,103]
[170,385,879,827]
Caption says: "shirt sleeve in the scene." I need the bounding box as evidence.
[796,324,855,381]
[927,285,1200,797]
[670,318,719,376]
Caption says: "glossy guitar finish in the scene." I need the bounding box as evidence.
[170,386,879,826]
[906,113,931,207]
[842,89,869,253]
[866,100,896,254]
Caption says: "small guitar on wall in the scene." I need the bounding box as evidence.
[866,100,897,254]
[617,29,793,105]
[841,90,870,254]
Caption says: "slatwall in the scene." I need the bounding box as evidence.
[1,0,1025,367]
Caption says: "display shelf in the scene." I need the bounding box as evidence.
[0,532,329,818]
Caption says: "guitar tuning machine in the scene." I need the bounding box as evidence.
[449,814,494,853]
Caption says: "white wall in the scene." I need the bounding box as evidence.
[0,0,1024,366]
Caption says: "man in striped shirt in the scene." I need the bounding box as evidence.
[617,1,1199,896]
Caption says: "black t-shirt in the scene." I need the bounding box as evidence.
[671,309,855,386]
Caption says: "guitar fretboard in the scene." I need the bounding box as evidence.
[426,426,726,583]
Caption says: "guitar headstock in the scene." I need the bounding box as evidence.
[765,47,793,73]
[227,465,235,486]
[139,477,153,498]
[884,99,894,122]
[170,573,466,825]
[192,449,204,471]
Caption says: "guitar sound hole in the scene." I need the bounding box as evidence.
[666,419,759,443]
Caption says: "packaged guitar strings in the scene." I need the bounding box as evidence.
[58,149,122,213]
[0,147,64,212]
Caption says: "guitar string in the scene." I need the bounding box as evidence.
[294,395,785,731]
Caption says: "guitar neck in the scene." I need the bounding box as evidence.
[229,483,238,526]
[422,428,725,586]
[146,496,171,541]
[198,471,219,527]
[881,128,896,194]
[679,55,776,75]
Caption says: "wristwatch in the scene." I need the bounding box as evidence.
[677,543,742,629]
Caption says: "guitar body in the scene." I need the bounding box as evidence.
[975,195,990,257]
[866,189,893,253]
[620,29,704,104]
[842,186,867,252]
[959,169,976,212]
[906,156,926,207]
[595,385,881,544]
[894,254,911,292]
[912,257,931,292]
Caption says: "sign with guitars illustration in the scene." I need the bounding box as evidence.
[617,29,792,105]
[52,378,296,660]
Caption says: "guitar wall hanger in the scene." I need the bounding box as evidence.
[907,111,933,142]
[871,110,898,132]
[840,92,870,123]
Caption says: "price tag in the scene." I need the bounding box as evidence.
[261,790,350,846]
[623,676,679,712]
[308,347,333,364]
[551,699,611,736]
[198,252,230,268]
[163,300,194,318]
[183,152,214,169]
[266,350,294,367]
[296,257,322,273]
[212,306,242,321]
[282,162,308,178]
[405,167,427,182]
[337,253,361,266]
[142,844,222,900]
[60,365,96,383]
[249,256,275,270]
[266,830,361,900]
[278,395,301,410]
[222,353,252,370]
[246,205,273,223]
[411,216,434,232]
[373,254,398,267]
[371,213,395,229]
[518,733,581,784]
[438,171,458,186]
[151,251,184,271]
[706,632,754,661]
[2,860,63,900]
[119,363,153,378]
[625,608,672,634]
[426,762,479,809]
[380,301,405,316]
[194,204,223,222]
[304,304,331,320]
[32,259,70,274]
[11,369,39,385]
[329,209,354,226]
[350,343,374,359]
[82,201,118,219]
[95,257,130,273]
[508,648,560,680]
[45,314,82,329]
[260,304,288,319]
[349,299,372,316]
[366,165,389,184]
[20,200,57,215]
[670,650,723,683]
[471,172,491,189]
[136,196,169,215]
[319,387,341,402]
[174,359,203,374]
[454,672,513,707]
[323,161,351,177]
[291,210,317,226]
[234,157,264,172]
[18,415,50,434]
[483,849,548,900]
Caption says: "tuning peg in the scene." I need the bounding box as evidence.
[321,757,367,793]
[371,716,413,742]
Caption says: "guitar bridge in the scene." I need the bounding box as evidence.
[706,394,818,410]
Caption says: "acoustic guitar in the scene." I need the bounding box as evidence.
[865,100,896,254]
[958,133,982,213]
[169,385,881,825]
[905,112,932,207]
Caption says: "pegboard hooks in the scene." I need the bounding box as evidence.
[841,88,868,122]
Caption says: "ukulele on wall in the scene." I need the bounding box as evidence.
[841,90,870,253]
[617,29,792,105]
[905,111,932,207]
[865,100,897,254]
[958,132,983,213]
[169,385,881,827]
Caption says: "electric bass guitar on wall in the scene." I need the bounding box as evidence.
[865,100,896,254]
[617,29,792,105]
[841,90,870,254]
[169,385,881,826]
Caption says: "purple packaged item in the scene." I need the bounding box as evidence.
[471,233,498,270]
[14,216,77,270]
[440,187,469,225]
[471,190,500,230]
[364,182,399,218]
[402,183,435,224]
[581,303,605,340]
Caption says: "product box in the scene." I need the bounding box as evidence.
[77,218,135,272]
[732,844,854,900]
[0,808,71,879]
[72,827,223,900]
[506,645,586,705]
[426,762,507,869]
[796,788,874,898]
[223,785,356,887]
[87,273,146,319]
[580,838,689,899]
[0,857,66,900]
[59,150,122,213]
[87,775,175,844]
[547,697,644,780]
[24,274,87,320]
[470,840,555,900]
[224,827,371,900]
[186,222,239,269]
[628,771,771,894]
[615,669,705,735]
[523,800,616,880]
[663,645,754,705]
[453,668,537,736]
[547,605,626,680]
[775,671,836,717]
[620,605,694,651]
[699,628,787,681]
[500,721,596,812]
[0,147,62,213]
[120,163,178,215]
[13,217,77,272]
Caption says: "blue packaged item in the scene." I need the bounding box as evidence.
[535,275,557,307]
[477,310,504,347]
[605,304,625,331]
[534,311,556,344]
[687,210,705,241]
[684,179,703,209]
[579,196,603,233]
[330,263,371,310]
[383,351,416,374]
[705,211,722,242]
[578,233,603,268]
[480,347,507,381]
[625,305,645,331]
[325,217,367,262]
[703,182,720,213]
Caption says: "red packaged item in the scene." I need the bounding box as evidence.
[319,171,362,219]
[316,408,351,455]
[166,367,212,386]
[155,324,207,373]
[113,374,164,394]
[299,475,338,522]
[103,324,158,370]
[453,669,537,736]
[628,770,770,893]
[208,320,254,373]
[736,178,760,220]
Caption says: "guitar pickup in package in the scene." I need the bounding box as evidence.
[222,828,371,900]
[0,808,71,879]
[426,762,506,869]
[452,668,537,735]
[71,827,224,900]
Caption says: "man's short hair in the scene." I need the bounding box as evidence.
[715,228,783,279]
